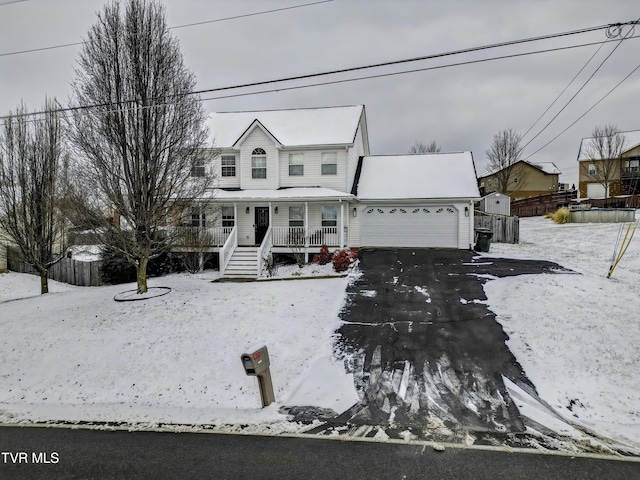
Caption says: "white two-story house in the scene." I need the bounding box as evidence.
[178,105,480,278]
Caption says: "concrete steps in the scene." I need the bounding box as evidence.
[223,247,259,278]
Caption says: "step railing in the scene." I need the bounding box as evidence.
[257,226,273,277]
[220,226,237,275]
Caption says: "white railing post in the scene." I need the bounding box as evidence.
[257,226,273,278]
[219,226,237,275]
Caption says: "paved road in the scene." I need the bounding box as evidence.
[1,426,639,479]
[287,249,601,451]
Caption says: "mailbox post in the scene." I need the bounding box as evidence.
[240,345,275,407]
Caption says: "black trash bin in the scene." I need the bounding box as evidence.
[475,228,493,252]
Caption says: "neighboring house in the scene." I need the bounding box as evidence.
[477,192,511,216]
[174,105,480,278]
[577,130,640,199]
[477,161,561,200]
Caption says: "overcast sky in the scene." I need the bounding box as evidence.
[1,0,639,184]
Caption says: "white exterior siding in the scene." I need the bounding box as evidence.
[239,128,279,190]
[347,121,366,192]
[210,150,241,189]
[278,149,347,190]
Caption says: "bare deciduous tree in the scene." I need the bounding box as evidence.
[580,124,626,198]
[485,128,529,194]
[409,140,441,154]
[68,0,211,294]
[0,99,66,294]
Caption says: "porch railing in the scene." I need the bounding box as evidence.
[257,226,273,276]
[171,226,233,247]
[220,226,237,273]
[271,226,342,247]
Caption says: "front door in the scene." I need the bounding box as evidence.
[254,207,269,244]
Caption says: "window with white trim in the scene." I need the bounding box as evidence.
[289,206,304,227]
[251,148,267,179]
[191,206,206,227]
[222,206,234,227]
[190,157,205,177]
[289,153,304,176]
[321,152,337,175]
[221,155,236,177]
[588,163,597,176]
[321,206,337,227]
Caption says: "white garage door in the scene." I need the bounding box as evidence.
[586,183,607,199]
[361,206,459,248]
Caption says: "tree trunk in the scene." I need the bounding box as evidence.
[136,256,149,294]
[40,270,49,294]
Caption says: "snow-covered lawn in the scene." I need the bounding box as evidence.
[483,216,640,448]
[0,267,357,432]
[0,216,639,451]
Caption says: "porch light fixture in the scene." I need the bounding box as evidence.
[246,207,250,214]
[274,207,279,214]
[465,206,469,217]
[353,207,357,217]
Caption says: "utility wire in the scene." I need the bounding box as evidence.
[5,34,639,126]
[0,0,334,58]
[523,60,640,160]
[2,23,635,122]
[519,21,637,153]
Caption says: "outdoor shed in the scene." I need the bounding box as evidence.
[353,152,481,249]
[478,192,511,216]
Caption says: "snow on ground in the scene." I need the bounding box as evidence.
[0,268,357,431]
[482,215,640,448]
[0,216,639,451]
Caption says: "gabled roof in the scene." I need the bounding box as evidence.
[356,153,480,201]
[478,160,560,178]
[206,105,365,148]
[577,130,640,161]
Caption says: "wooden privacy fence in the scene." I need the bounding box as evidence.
[511,191,578,217]
[474,214,519,244]
[10,258,103,286]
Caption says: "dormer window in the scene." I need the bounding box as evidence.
[289,153,304,176]
[251,148,267,179]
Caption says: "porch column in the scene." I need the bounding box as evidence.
[268,202,272,224]
[304,201,309,263]
[233,203,238,228]
[340,201,345,247]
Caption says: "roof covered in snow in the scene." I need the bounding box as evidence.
[202,187,353,201]
[356,153,480,201]
[206,105,364,148]
[479,160,561,178]
[577,130,640,161]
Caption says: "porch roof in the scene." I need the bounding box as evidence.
[202,187,354,201]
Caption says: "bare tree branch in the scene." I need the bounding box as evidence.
[409,140,441,154]
[485,129,529,194]
[67,0,212,294]
[0,99,67,294]
[579,124,626,197]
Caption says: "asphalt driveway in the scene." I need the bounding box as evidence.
[287,248,595,450]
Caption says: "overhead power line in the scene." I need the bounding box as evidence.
[520,20,637,153]
[4,33,639,125]
[0,0,334,58]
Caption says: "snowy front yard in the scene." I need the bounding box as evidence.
[0,216,639,451]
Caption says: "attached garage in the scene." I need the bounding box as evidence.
[353,153,480,249]
[361,205,458,248]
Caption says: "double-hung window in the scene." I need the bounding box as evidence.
[321,152,337,175]
[190,157,205,177]
[222,206,234,228]
[289,153,304,176]
[588,163,597,176]
[321,206,337,227]
[252,148,267,179]
[191,207,206,227]
[289,206,304,227]
[221,155,236,177]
